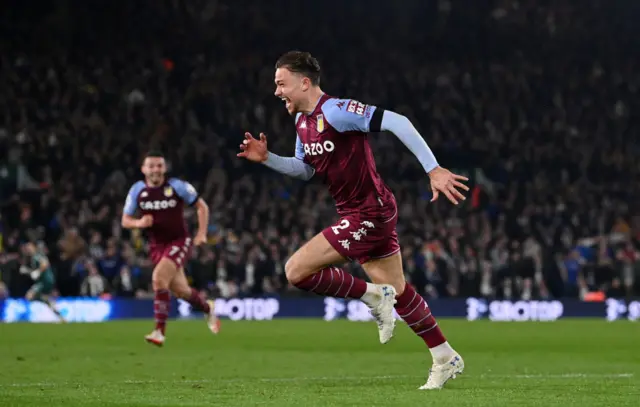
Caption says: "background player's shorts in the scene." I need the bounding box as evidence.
[150,237,193,268]
[322,211,400,264]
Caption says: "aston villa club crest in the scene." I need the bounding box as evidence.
[164,187,173,197]
[316,114,325,133]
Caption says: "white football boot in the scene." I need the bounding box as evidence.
[144,329,165,347]
[419,354,465,390]
[206,300,221,334]
[366,284,397,344]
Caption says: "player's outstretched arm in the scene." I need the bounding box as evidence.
[376,110,440,173]
[237,132,315,181]
[193,198,209,245]
[379,110,469,204]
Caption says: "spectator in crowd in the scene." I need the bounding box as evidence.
[97,239,123,284]
[559,249,586,299]
[80,261,108,298]
[57,228,86,296]
[112,265,136,298]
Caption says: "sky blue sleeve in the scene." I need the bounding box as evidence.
[295,136,305,160]
[381,110,439,174]
[123,181,145,216]
[263,122,314,180]
[169,178,199,205]
[264,153,315,180]
[321,98,377,133]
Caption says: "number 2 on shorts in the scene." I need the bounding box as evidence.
[331,219,350,235]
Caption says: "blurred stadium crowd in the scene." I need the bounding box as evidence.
[1,0,639,301]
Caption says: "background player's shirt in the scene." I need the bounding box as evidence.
[123,178,198,244]
[31,253,54,284]
[295,94,396,218]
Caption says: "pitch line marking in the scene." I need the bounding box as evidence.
[0,373,634,388]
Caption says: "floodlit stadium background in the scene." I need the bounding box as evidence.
[2,2,639,407]
[2,0,639,317]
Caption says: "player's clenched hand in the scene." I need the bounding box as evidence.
[237,132,269,163]
[194,233,207,246]
[137,214,154,229]
[428,167,470,205]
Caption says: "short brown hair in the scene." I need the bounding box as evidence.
[145,150,165,159]
[275,51,321,86]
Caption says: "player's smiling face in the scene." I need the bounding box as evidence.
[142,157,167,187]
[274,67,308,116]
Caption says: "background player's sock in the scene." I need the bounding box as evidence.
[394,283,454,364]
[186,288,211,313]
[154,289,171,334]
[293,267,367,299]
[44,299,65,320]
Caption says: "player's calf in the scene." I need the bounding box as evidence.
[395,282,457,360]
[285,232,370,299]
[170,271,211,314]
[292,266,369,299]
[151,258,178,336]
[170,270,219,335]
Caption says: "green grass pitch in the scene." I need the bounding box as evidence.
[1,319,639,406]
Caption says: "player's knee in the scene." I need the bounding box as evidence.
[284,257,306,285]
[152,279,170,291]
[152,273,171,291]
[170,282,191,299]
